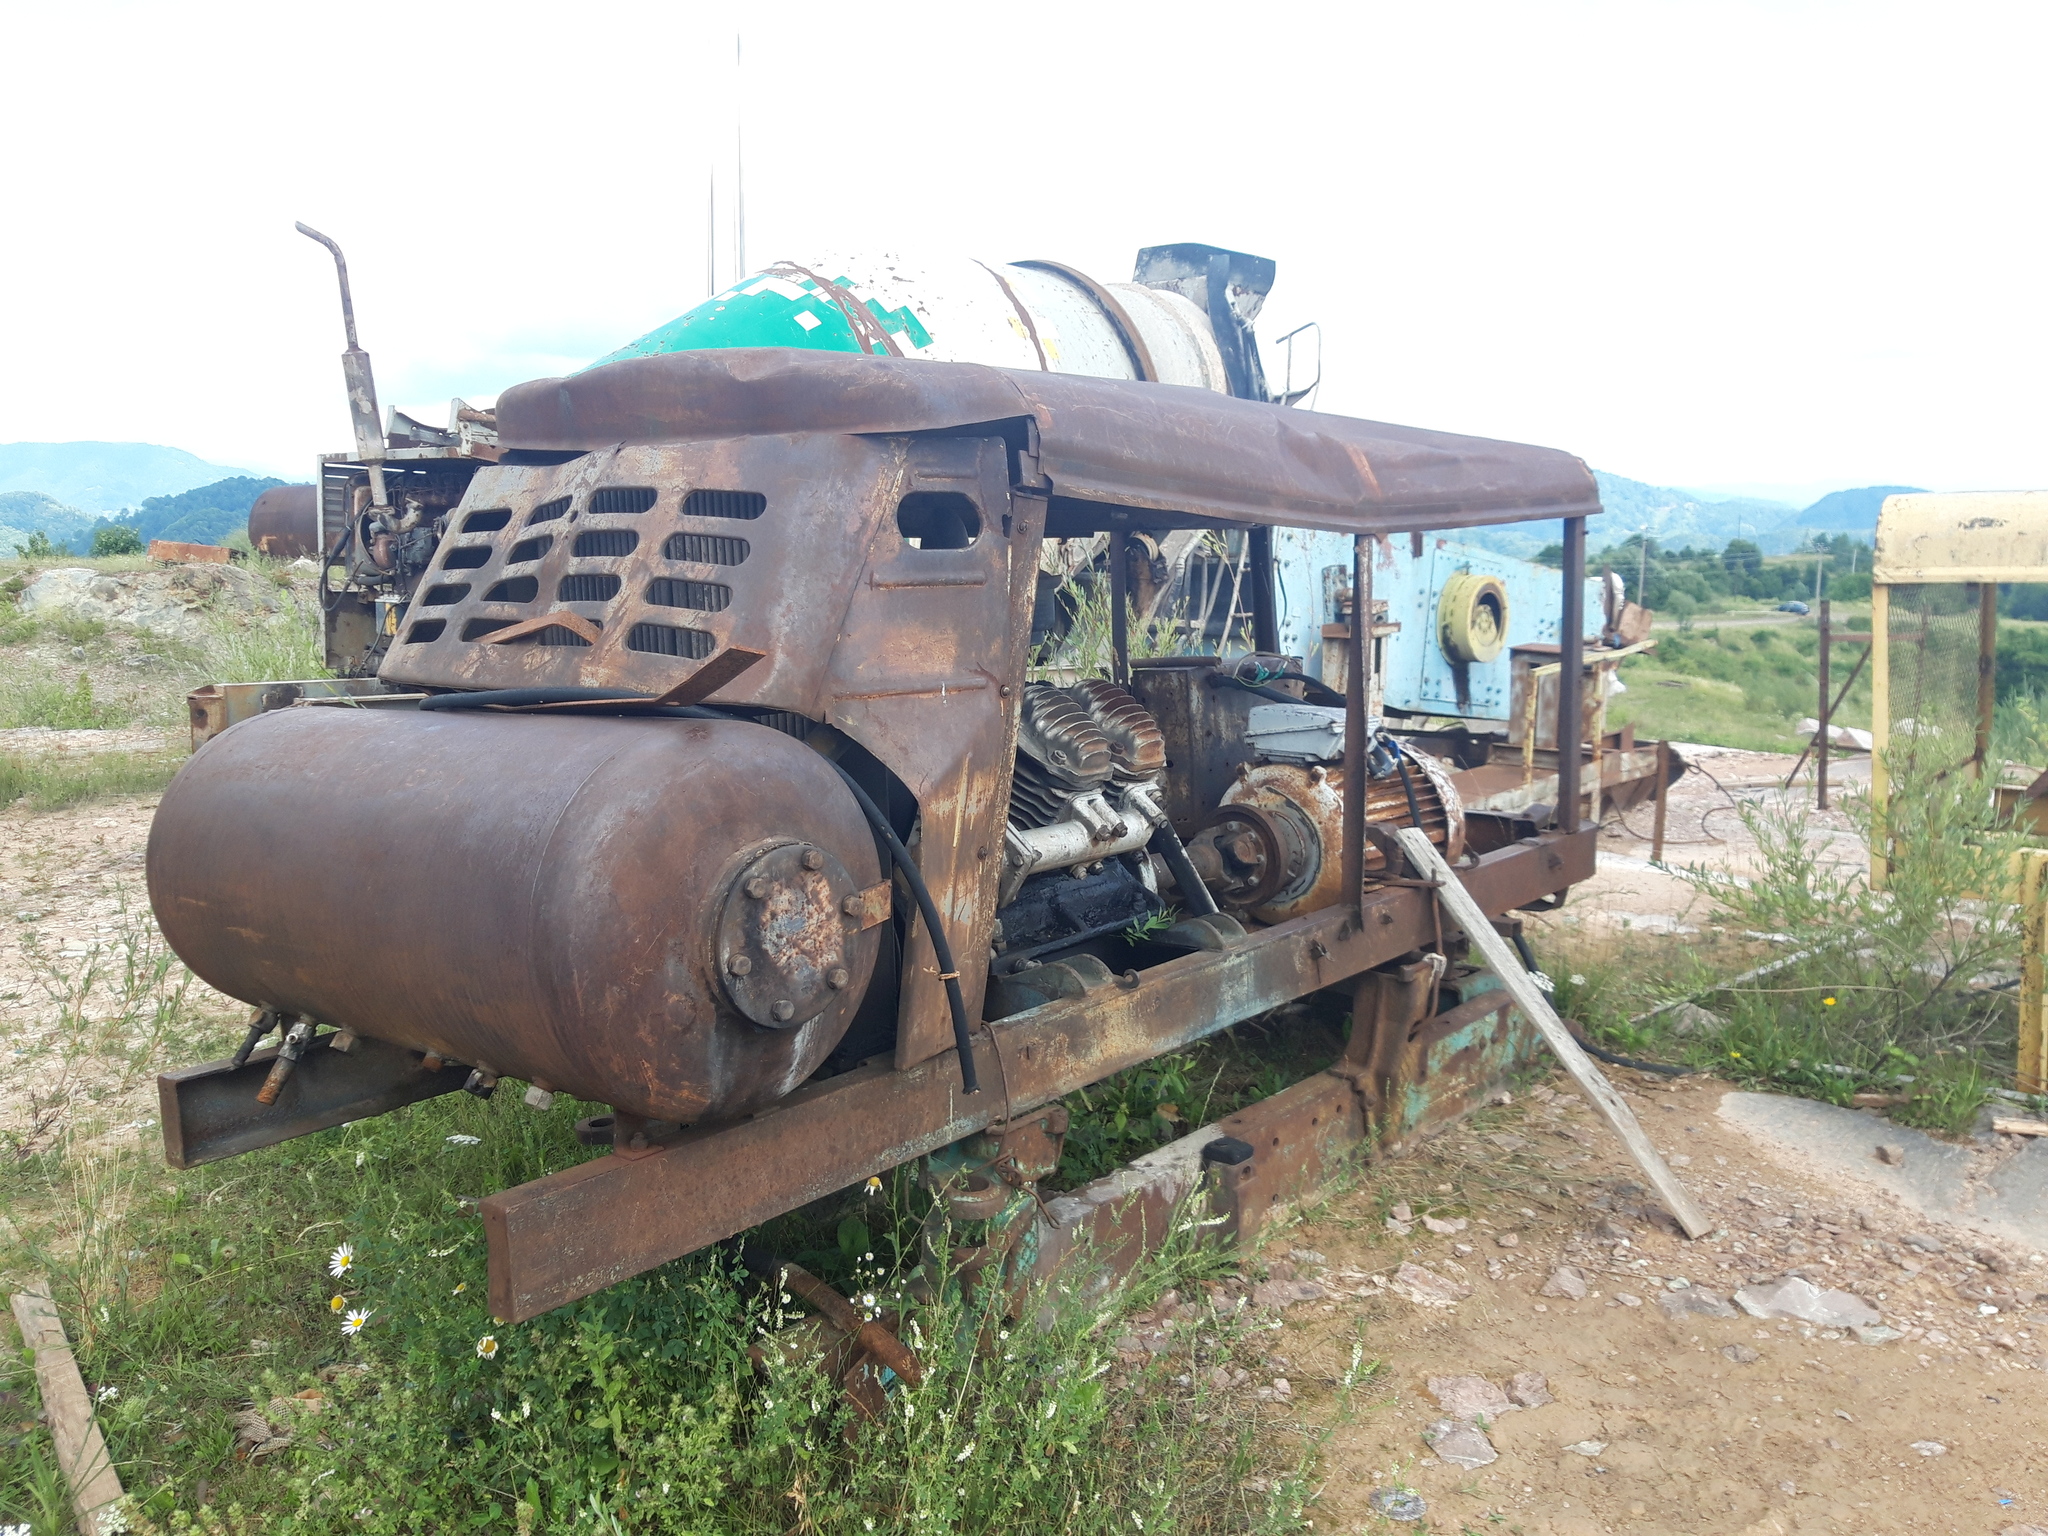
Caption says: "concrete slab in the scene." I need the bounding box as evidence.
[1716,1090,2048,1253]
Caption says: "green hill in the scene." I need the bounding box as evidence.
[0,441,254,512]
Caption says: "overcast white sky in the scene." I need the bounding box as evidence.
[3,0,2042,498]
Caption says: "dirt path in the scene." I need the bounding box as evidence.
[0,791,234,1150]
[1246,1071,2046,1535]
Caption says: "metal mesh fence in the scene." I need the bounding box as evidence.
[1882,583,1983,780]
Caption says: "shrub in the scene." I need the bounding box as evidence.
[91,525,146,556]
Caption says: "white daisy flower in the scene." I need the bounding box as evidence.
[327,1242,355,1279]
[341,1308,371,1335]
[446,1134,481,1146]
[476,1335,499,1360]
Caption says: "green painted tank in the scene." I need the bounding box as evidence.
[591,250,1241,394]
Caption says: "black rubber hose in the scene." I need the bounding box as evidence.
[414,686,982,1094]
[1508,932,1690,1077]
[418,686,649,710]
[1148,822,1220,918]
[1392,743,1425,829]
[816,758,980,1096]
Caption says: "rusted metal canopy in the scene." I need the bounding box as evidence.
[495,349,1602,536]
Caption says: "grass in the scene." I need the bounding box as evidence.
[1534,755,2024,1137]
[0,1082,1329,1534]
[0,750,182,811]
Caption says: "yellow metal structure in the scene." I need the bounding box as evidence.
[1869,491,2048,885]
[2018,849,2048,1093]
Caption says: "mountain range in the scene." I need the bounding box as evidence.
[1467,473,1928,560]
[0,441,254,514]
[0,439,1924,564]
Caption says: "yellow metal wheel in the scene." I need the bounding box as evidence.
[1438,572,1509,664]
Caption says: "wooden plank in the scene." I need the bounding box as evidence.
[1392,825,1713,1239]
[1993,1117,2048,1138]
[10,1283,125,1534]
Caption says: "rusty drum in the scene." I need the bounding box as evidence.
[247,484,321,558]
[146,707,883,1123]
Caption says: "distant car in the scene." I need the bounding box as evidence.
[1777,600,1810,615]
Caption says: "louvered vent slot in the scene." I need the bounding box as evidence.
[682,490,766,520]
[462,618,513,641]
[647,578,730,612]
[627,623,715,659]
[527,496,571,525]
[573,529,639,558]
[419,583,471,607]
[462,508,512,533]
[558,573,622,603]
[511,625,594,648]
[663,532,749,565]
[590,487,658,516]
[403,619,446,644]
[484,575,540,603]
[442,546,491,570]
[506,535,554,564]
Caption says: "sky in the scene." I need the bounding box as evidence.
[3,0,2043,499]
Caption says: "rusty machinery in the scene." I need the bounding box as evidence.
[151,245,1616,1332]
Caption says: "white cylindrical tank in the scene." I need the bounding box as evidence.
[590,251,1231,393]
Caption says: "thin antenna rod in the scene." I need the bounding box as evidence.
[733,34,746,281]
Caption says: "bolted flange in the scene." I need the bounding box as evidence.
[715,840,859,1030]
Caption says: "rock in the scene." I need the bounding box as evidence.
[1389,1262,1470,1308]
[1901,1233,1944,1254]
[1722,1343,1760,1363]
[1270,1377,1292,1403]
[1265,1261,1296,1283]
[1975,1248,2013,1274]
[1368,1488,1427,1522]
[1423,1215,1468,1235]
[1507,1371,1553,1408]
[1539,1266,1589,1300]
[1251,1278,1329,1311]
[1616,1292,1644,1308]
[1489,1133,1526,1152]
[1658,1288,1738,1320]
[1594,1218,1632,1242]
[1289,1248,1327,1266]
[1385,1217,1415,1236]
[1852,1324,1904,1345]
[1390,1201,1414,1223]
[1875,1144,1907,1166]
[1486,1260,1506,1280]
[1734,1276,1880,1328]
[1495,1232,1521,1248]
[1855,1207,1879,1231]
[1423,1418,1497,1469]
[1998,1525,2048,1536]
[1909,1440,1947,1457]
[18,563,284,643]
[1564,1440,1608,1456]
[1668,1002,1724,1037]
[1427,1374,1514,1421]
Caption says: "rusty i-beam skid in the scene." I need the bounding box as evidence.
[477,831,1589,1320]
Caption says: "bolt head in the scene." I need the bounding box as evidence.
[801,848,825,871]
[842,894,863,916]
[728,955,753,976]
[770,999,796,1022]
[827,967,849,990]
[745,877,770,899]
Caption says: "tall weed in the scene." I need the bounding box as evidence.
[1679,749,2021,1131]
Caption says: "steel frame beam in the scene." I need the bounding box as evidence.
[483,829,1593,1320]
